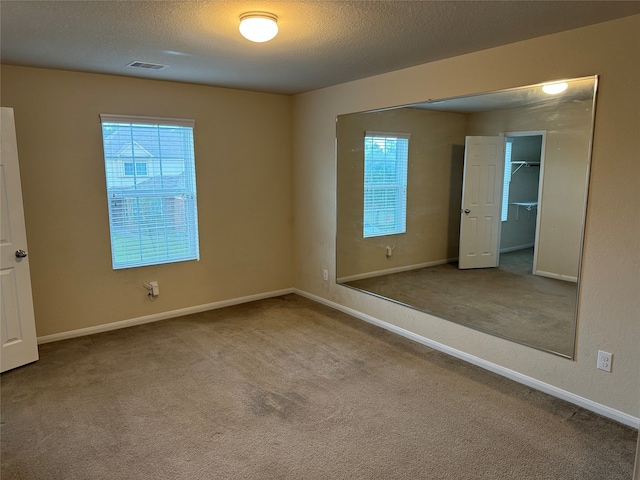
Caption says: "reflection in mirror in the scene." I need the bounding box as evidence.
[336,76,598,358]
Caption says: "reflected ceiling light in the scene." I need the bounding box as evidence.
[239,12,278,43]
[542,82,568,95]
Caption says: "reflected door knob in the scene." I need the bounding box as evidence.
[464,209,471,214]
[15,249,27,258]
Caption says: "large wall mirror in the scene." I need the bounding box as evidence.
[336,76,598,359]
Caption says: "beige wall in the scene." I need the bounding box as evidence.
[292,15,640,416]
[1,66,293,337]
[336,108,465,279]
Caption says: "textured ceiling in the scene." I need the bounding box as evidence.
[1,1,639,95]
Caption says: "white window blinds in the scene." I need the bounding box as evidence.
[501,138,513,222]
[363,132,409,238]
[100,114,199,269]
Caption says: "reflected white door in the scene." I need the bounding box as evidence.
[1,107,38,372]
[459,136,504,269]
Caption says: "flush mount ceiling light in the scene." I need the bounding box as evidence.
[542,82,568,95]
[239,12,278,43]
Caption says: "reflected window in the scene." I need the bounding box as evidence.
[363,132,409,238]
[501,138,513,222]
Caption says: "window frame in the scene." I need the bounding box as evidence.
[100,114,199,270]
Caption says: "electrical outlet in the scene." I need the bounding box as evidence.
[597,350,612,372]
[150,281,159,297]
[322,269,329,281]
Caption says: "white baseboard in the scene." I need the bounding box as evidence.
[37,288,295,345]
[294,289,639,429]
[500,243,534,253]
[337,258,455,283]
[535,270,578,283]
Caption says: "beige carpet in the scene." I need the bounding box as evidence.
[1,294,636,479]
[344,249,577,357]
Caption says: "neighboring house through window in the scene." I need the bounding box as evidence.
[363,131,410,238]
[100,114,199,269]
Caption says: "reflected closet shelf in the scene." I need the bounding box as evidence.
[511,161,540,175]
[512,201,538,220]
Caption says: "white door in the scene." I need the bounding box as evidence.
[459,136,504,269]
[1,107,38,372]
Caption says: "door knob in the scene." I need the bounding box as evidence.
[464,209,471,214]
[15,249,27,258]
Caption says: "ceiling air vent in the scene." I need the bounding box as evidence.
[127,61,168,70]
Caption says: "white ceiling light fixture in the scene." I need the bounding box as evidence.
[239,12,278,43]
[542,82,568,95]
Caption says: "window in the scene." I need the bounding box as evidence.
[123,161,148,177]
[363,132,409,238]
[501,138,513,222]
[100,114,199,269]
